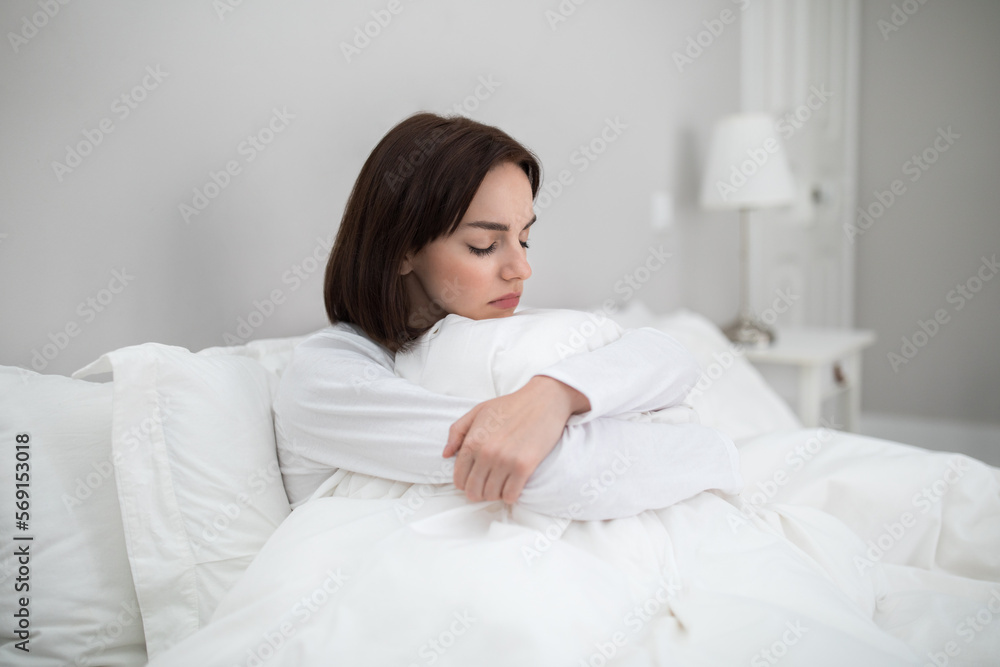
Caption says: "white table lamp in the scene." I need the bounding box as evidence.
[700,113,796,347]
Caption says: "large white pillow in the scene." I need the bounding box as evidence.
[602,298,658,331]
[608,306,802,442]
[198,333,312,376]
[74,343,292,658]
[395,308,625,400]
[0,367,147,667]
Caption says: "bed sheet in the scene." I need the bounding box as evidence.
[144,429,1000,666]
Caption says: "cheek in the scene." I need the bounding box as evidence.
[420,249,481,303]
[420,242,500,310]
[447,258,492,302]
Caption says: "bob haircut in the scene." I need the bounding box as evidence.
[324,112,541,353]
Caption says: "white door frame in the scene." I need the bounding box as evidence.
[740,0,861,328]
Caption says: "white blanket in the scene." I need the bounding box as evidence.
[146,430,1000,666]
[145,312,1000,666]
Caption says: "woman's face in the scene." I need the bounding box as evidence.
[401,161,534,323]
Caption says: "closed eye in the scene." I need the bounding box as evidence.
[468,243,496,257]
[467,239,529,257]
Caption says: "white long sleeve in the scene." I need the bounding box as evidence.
[394,308,701,425]
[516,420,741,520]
[274,322,742,516]
[535,323,701,426]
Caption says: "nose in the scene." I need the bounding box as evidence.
[500,242,531,282]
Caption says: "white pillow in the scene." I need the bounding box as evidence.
[73,343,292,658]
[604,298,658,331]
[395,308,698,425]
[0,366,147,667]
[395,308,625,400]
[198,333,313,376]
[654,309,801,441]
[608,307,802,442]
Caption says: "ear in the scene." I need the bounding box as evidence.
[399,251,414,276]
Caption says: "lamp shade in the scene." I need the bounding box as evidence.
[700,113,795,211]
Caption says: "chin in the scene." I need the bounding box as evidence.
[464,312,510,320]
[460,305,517,320]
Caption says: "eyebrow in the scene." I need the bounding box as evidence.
[461,216,536,232]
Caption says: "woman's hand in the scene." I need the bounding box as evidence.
[443,375,591,504]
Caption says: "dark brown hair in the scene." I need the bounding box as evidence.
[324,113,541,353]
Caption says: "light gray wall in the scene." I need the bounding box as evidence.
[5,1,995,430]
[1,0,742,376]
[856,0,1000,425]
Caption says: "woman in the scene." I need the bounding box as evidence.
[148,114,926,666]
[274,112,743,518]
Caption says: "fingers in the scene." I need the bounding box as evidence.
[453,444,475,491]
[444,393,559,505]
[500,469,528,505]
[463,458,490,502]
[453,434,509,503]
[480,466,507,503]
[443,405,478,458]
[464,444,529,503]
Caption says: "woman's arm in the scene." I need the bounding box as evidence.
[442,375,590,503]
[439,374,741,514]
[441,321,703,502]
[518,419,741,520]
[275,323,734,516]
[537,325,701,425]
[275,325,479,506]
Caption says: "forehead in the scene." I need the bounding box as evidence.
[462,163,534,224]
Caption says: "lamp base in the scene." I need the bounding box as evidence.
[723,316,775,349]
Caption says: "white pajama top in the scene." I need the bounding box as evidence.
[274,321,742,519]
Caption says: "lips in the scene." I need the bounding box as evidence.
[489,292,521,309]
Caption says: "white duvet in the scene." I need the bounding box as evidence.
[148,311,1000,666]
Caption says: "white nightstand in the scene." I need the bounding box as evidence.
[742,328,876,432]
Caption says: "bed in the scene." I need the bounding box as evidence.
[2,303,998,666]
